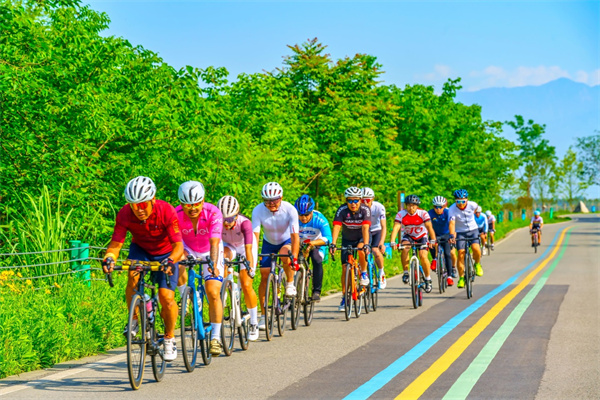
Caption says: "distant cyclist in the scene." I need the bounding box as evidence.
[330,186,371,311]
[428,196,457,286]
[361,187,388,289]
[474,206,489,250]
[448,189,483,289]
[295,194,332,302]
[102,176,183,362]
[390,194,436,293]
[175,181,226,356]
[218,195,260,341]
[486,210,496,250]
[252,182,300,330]
[530,210,544,246]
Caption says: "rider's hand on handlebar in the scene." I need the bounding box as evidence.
[102,257,115,274]
[329,243,336,255]
[161,257,176,276]
[428,239,436,249]
[363,244,371,256]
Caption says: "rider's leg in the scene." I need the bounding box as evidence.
[472,243,482,264]
[357,242,367,273]
[309,249,324,294]
[158,288,177,339]
[205,279,223,339]
[419,249,431,278]
[457,249,466,276]
[280,244,295,285]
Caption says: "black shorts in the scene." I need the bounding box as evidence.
[341,238,363,265]
[401,235,428,246]
[478,227,485,234]
[369,230,382,247]
[456,229,480,251]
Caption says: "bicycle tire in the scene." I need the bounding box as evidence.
[344,265,352,321]
[150,314,166,382]
[418,268,424,307]
[363,280,371,314]
[277,271,288,336]
[437,256,444,294]
[465,252,473,299]
[264,273,276,341]
[410,258,419,309]
[180,287,197,372]
[370,261,378,311]
[303,269,314,326]
[291,268,303,330]
[534,232,538,253]
[354,266,362,318]
[126,294,146,390]
[238,313,250,350]
[221,280,235,356]
[199,327,212,366]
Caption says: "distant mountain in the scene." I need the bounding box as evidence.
[455,78,600,156]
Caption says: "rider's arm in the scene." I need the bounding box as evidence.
[362,223,370,244]
[169,241,184,263]
[390,221,402,245]
[484,217,488,233]
[379,217,387,248]
[449,218,456,237]
[425,220,436,242]
[291,233,300,260]
[314,214,332,248]
[331,224,341,247]
[362,205,372,244]
[103,240,124,272]
[208,238,220,274]
[241,219,255,268]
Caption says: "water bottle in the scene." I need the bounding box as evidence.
[144,294,154,323]
[196,290,202,312]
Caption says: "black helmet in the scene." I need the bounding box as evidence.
[405,194,421,205]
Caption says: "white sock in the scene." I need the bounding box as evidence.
[379,268,385,277]
[177,285,186,298]
[249,307,258,325]
[211,323,221,340]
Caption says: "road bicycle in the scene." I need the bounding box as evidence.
[106,260,169,390]
[295,243,316,327]
[456,238,478,299]
[363,251,380,312]
[531,227,541,253]
[331,245,367,321]
[178,255,215,372]
[435,238,449,294]
[399,239,428,309]
[220,255,252,356]
[258,251,295,341]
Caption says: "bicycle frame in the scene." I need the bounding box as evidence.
[399,240,428,309]
[258,251,294,339]
[224,256,252,330]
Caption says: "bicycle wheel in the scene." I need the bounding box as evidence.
[291,268,303,330]
[150,314,166,382]
[410,257,419,309]
[417,269,424,307]
[363,280,371,314]
[370,263,378,312]
[437,253,445,294]
[303,270,314,326]
[238,311,250,350]
[534,232,538,253]
[199,325,212,366]
[180,287,197,372]
[277,272,288,336]
[264,273,276,341]
[465,252,473,299]
[220,280,235,356]
[126,294,146,390]
[354,267,362,318]
[344,265,352,321]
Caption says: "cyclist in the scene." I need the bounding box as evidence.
[427,196,457,286]
[390,194,436,293]
[175,180,225,356]
[486,210,496,250]
[361,187,388,289]
[101,176,183,362]
[474,206,489,251]
[295,194,332,302]
[252,182,300,330]
[530,210,544,246]
[448,189,483,289]
[329,186,371,311]
[218,195,260,341]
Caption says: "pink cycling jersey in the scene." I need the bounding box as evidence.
[175,202,223,253]
[222,214,254,248]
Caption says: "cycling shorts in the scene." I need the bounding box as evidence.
[488,228,495,233]
[456,229,480,251]
[478,227,486,234]
[259,238,292,269]
[224,241,258,271]
[401,235,428,246]
[185,242,225,282]
[532,223,541,230]
[340,238,364,265]
[369,230,382,248]
[128,242,179,291]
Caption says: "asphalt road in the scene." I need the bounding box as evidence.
[1,214,598,399]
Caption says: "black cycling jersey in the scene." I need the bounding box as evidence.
[333,204,371,242]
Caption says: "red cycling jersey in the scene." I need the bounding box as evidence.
[111,200,182,255]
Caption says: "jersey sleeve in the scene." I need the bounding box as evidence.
[362,205,372,225]
[379,203,386,220]
[110,207,129,243]
[289,205,300,234]
[318,214,333,244]
[209,209,223,239]
[333,206,344,226]
[240,219,254,245]
[252,205,262,233]
[165,204,183,243]
[420,209,431,222]
[484,216,489,232]
[394,210,403,224]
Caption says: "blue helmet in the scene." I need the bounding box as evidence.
[453,189,468,199]
[534,210,541,216]
[295,194,315,215]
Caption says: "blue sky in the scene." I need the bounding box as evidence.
[87,0,599,92]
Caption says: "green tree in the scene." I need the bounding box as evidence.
[556,148,588,208]
[575,133,600,186]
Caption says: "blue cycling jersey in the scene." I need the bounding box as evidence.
[474,213,488,232]
[298,210,333,246]
[428,208,450,236]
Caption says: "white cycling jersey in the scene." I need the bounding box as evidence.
[395,209,431,240]
[370,201,386,232]
[531,216,544,225]
[252,201,299,245]
[487,215,496,225]
[448,201,479,232]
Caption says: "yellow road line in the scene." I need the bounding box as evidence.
[395,227,571,400]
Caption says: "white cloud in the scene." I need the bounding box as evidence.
[466,66,599,91]
[415,64,453,82]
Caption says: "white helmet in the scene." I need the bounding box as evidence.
[361,187,375,199]
[486,210,492,217]
[178,181,205,204]
[218,196,239,218]
[124,176,156,203]
[476,206,482,213]
[261,182,283,200]
[344,186,362,198]
[432,196,447,206]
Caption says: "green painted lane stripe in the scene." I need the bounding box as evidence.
[442,228,573,400]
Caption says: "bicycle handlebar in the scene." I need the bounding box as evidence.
[105,260,168,288]
[225,255,253,276]
[328,245,367,262]
[180,255,216,277]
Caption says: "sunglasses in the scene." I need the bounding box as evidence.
[299,212,312,218]
[456,200,467,205]
[129,201,150,211]
[347,199,360,204]
[263,197,282,205]
[434,206,444,209]
[361,199,373,203]
[182,202,203,210]
[224,215,237,223]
